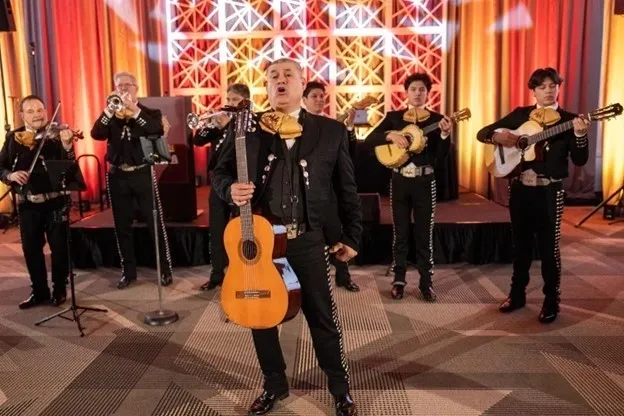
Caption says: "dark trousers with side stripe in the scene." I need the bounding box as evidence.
[107,166,172,279]
[18,197,68,299]
[208,187,230,281]
[251,230,350,397]
[390,173,436,290]
[323,195,351,283]
[508,181,564,300]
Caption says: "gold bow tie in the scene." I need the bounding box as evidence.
[403,107,431,123]
[15,130,37,149]
[259,111,303,140]
[529,108,561,126]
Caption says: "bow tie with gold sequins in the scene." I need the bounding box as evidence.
[259,111,303,140]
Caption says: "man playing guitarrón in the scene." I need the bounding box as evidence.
[212,58,362,416]
[477,67,589,323]
[365,73,451,302]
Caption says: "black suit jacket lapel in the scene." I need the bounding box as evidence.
[297,109,320,160]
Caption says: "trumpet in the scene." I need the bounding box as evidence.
[106,92,129,113]
[187,111,230,129]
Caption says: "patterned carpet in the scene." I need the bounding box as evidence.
[0,207,623,415]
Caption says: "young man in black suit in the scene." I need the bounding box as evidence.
[302,81,360,292]
[193,83,249,291]
[213,58,361,416]
[477,67,589,323]
[365,73,451,301]
[91,71,172,289]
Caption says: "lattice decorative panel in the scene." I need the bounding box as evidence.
[167,0,447,137]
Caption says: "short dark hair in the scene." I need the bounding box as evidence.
[227,83,250,99]
[527,67,563,90]
[404,73,432,92]
[303,81,326,98]
[19,95,45,112]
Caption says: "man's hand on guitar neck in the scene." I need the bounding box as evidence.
[230,182,255,206]
[573,116,590,136]
[492,130,518,148]
[329,242,358,262]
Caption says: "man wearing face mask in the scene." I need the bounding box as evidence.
[365,73,451,302]
[302,81,359,292]
[91,71,172,289]
[0,95,75,308]
[212,58,361,416]
[193,83,250,291]
[477,67,589,324]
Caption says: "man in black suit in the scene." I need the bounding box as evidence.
[213,58,361,416]
[302,81,360,292]
[0,95,75,308]
[365,73,451,301]
[193,83,249,291]
[477,67,589,323]
[91,71,172,289]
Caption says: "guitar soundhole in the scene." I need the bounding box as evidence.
[517,136,528,150]
[242,239,258,260]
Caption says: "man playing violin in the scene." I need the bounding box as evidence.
[0,95,75,308]
[477,67,589,323]
[193,83,249,292]
[212,58,361,416]
[365,73,451,302]
[302,81,360,292]
[90,71,172,289]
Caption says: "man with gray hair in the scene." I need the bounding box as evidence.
[91,71,173,289]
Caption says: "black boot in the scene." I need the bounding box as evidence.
[499,292,526,313]
[247,390,288,415]
[334,393,358,416]
[539,295,560,324]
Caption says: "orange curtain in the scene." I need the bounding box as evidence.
[25,0,169,201]
[601,0,624,202]
[0,0,31,213]
[447,0,606,204]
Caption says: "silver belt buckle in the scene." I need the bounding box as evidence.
[286,223,299,239]
[521,171,538,187]
[401,165,416,178]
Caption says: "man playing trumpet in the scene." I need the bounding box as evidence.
[91,71,173,289]
[193,83,250,291]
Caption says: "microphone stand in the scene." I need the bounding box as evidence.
[29,41,38,95]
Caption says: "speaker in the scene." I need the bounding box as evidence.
[138,96,197,222]
[359,193,381,223]
[0,0,15,32]
[616,0,624,14]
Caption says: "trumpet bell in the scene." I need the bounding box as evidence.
[187,112,201,129]
[106,94,125,113]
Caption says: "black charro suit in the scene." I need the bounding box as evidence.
[212,108,361,404]
[193,126,231,284]
[91,103,172,286]
[365,108,450,296]
[477,105,588,319]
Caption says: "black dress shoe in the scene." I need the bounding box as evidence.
[499,295,526,313]
[160,273,173,287]
[200,281,222,291]
[421,287,437,302]
[18,294,50,309]
[391,284,404,300]
[334,393,358,416]
[117,276,136,289]
[52,292,67,306]
[337,279,360,292]
[247,390,289,415]
[539,298,559,324]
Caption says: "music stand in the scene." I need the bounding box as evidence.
[34,160,107,337]
[575,182,624,228]
[140,135,178,326]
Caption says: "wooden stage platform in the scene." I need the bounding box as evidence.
[70,186,515,269]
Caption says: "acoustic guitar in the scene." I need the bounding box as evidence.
[374,108,471,168]
[336,96,380,124]
[485,103,623,177]
[220,100,301,329]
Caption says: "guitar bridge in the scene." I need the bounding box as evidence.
[235,290,271,299]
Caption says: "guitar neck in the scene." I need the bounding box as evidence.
[336,112,348,123]
[421,121,440,135]
[234,132,254,240]
[528,120,574,146]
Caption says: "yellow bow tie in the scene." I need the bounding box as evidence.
[403,107,431,123]
[15,130,37,149]
[259,111,303,140]
[529,108,561,126]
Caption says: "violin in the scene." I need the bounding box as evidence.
[15,122,84,149]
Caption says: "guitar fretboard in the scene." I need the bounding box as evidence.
[233,113,254,241]
[527,120,574,145]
